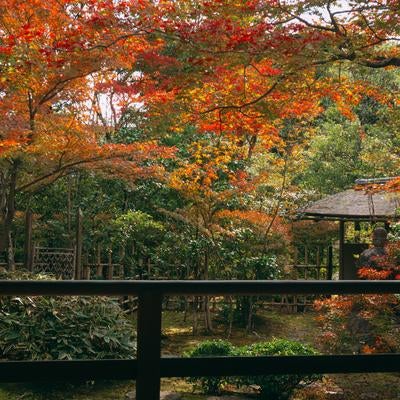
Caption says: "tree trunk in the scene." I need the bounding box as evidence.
[192,296,198,335]
[0,161,19,267]
[7,231,15,271]
[246,297,254,333]
[203,249,213,333]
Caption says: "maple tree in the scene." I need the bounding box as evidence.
[1,0,399,260]
[146,0,399,145]
[0,0,174,253]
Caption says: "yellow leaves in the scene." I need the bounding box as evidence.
[169,137,242,199]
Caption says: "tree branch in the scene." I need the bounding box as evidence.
[201,79,282,114]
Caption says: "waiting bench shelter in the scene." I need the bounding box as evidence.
[298,178,400,279]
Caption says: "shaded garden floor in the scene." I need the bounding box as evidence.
[1,310,399,399]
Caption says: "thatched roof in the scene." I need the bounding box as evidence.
[299,183,400,221]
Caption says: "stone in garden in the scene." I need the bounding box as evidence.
[206,396,254,400]
[360,394,378,400]
[160,392,183,400]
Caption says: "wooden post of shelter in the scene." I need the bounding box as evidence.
[74,208,83,280]
[327,245,334,280]
[24,209,34,272]
[339,221,345,280]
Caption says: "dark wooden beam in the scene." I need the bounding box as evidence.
[0,354,400,383]
[0,280,400,296]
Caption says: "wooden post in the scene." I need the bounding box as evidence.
[67,177,72,238]
[316,247,321,280]
[136,292,163,400]
[107,251,113,280]
[327,245,334,280]
[147,258,151,278]
[74,208,83,280]
[83,265,90,280]
[304,246,308,280]
[139,258,143,279]
[96,244,102,278]
[339,221,345,280]
[293,247,299,279]
[7,231,15,271]
[24,209,34,271]
[119,246,125,278]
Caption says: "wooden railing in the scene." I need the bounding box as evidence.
[0,280,400,399]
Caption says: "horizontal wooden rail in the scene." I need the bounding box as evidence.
[0,280,400,400]
[0,279,400,295]
[0,354,400,382]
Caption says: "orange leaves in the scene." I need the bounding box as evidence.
[0,0,178,193]
[0,138,23,155]
[358,267,392,280]
[169,138,241,198]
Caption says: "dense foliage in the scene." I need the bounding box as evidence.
[315,242,400,354]
[0,270,135,361]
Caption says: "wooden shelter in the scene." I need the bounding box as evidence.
[298,178,400,279]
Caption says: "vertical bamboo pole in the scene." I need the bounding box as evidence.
[107,251,113,280]
[24,209,33,271]
[74,208,83,280]
[96,245,103,278]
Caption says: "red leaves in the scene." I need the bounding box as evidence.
[358,242,400,280]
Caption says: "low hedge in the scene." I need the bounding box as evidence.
[184,339,234,394]
[186,338,321,399]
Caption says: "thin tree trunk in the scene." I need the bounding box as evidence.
[227,296,233,339]
[0,161,19,263]
[263,155,289,252]
[67,176,72,239]
[192,296,198,335]
[7,231,15,271]
[203,249,213,333]
[246,297,254,333]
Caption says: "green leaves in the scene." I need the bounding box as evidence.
[0,271,136,361]
[186,338,321,399]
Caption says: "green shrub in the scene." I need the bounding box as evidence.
[236,339,321,400]
[185,339,235,394]
[0,269,135,361]
[186,338,321,399]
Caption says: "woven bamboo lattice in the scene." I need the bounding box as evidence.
[33,247,75,279]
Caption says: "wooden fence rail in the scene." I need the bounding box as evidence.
[0,280,400,400]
